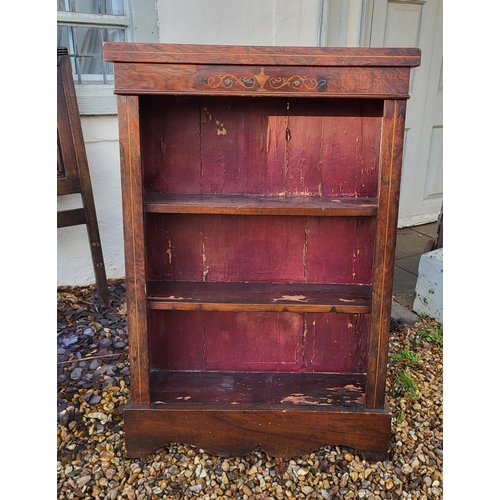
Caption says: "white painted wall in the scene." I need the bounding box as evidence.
[57,116,124,286]
[158,0,322,46]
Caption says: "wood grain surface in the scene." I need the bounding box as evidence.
[123,402,392,460]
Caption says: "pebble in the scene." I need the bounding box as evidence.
[189,484,203,494]
[89,359,101,370]
[87,411,108,421]
[70,367,82,380]
[61,335,78,347]
[76,475,91,488]
[89,395,102,405]
[57,282,443,500]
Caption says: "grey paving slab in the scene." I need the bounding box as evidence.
[394,263,418,287]
[391,299,420,326]
[392,266,417,308]
[396,229,432,258]
[413,222,438,239]
[393,292,416,309]
[395,254,422,277]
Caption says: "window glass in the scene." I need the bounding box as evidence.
[57,0,124,15]
[57,25,125,83]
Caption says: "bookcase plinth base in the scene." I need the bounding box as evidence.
[123,402,392,461]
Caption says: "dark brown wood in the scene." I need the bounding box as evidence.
[147,281,371,313]
[117,95,150,405]
[365,100,407,409]
[57,208,86,228]
[57,178,82,196]
[145,193,378,216]
[57,47,109,306]
[103,42,420,67]
[112,63,411,98]
[104,43,420,459]
[150,371,366,405]
[123,403,392,460]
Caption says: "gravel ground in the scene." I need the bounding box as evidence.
[57,280,443,500]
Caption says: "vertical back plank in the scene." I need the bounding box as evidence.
[148,310,206,371]
[304,217,376,284]
[117,94,150,405]
[201,215,305,283]
[141,96,202,194]
[286,99,381,198]
[146,214,204,281]
[365,99,407,409]
[200,97,286,195]
[303,313,369,373]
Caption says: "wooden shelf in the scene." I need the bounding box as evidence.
[147,281,372,313]
[145,193,378,217]
[150,371,366,408]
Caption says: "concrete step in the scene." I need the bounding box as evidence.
[412,248,443,323]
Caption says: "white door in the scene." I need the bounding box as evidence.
[366,0,443,227]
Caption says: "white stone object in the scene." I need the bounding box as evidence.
[413,248,443,322]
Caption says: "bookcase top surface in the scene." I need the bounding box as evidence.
[103,42,421,68]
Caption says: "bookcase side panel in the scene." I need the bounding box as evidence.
[366,99,407,409]
[117,95,150,405]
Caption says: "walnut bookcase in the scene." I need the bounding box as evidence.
[103,43,420,460]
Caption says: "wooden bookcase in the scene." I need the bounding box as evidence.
[103,43,420,460]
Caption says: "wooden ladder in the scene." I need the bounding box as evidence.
[57,46,110,306]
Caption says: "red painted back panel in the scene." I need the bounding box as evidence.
[200,97,286,195]
[140,96,382,197]
[146,214,375,284]
[286,99,381,197]
[149,310,368,374]
[142,94,379,375]
[141,95,202,193]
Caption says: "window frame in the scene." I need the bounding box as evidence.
[57,0,158,115]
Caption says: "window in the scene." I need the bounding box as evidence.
[57,0,127,84]
[57,0,158,114]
